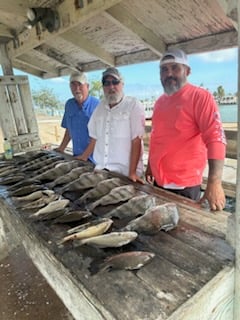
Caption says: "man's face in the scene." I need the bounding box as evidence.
[70,81,89,104]
[160,62,190,95]
[102,76,124,105]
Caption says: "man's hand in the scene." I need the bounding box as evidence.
[129,173,145,184]
[199,182,226,211]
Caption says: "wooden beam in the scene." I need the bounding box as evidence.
[7,0,123,59]
[17,53,60,74]
[60,31,115,66]
[217,0,238,31]
[169,30,238,55]
[105,4,165,57]
[35,44,80,70]
[0,0,29,16]
[13,59,44,78]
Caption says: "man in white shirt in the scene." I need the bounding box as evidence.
[87,67,145,183]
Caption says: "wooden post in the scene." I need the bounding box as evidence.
[234,2,240,319]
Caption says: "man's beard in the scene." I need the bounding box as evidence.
[162,77,184,95]
[105,91,123,105]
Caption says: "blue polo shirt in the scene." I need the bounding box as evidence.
[61,95,99,162]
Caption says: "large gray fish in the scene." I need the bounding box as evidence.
[74,231,138,248]
[87,185,136,211]
[76,177,123,204]
[123,202,180,234]
[32,160,82,182]
[30,199,70,220]
[59,218,113,244]
[53,210,92,224]
[104,194,156,219]
[98,251,155,272]
[60,170,109,194]
[48,165,93,188]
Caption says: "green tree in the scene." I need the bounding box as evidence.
[32,88,63,115]
[89,80,103,98]
[217,85,225,100]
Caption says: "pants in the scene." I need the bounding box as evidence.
[154,182,201,201]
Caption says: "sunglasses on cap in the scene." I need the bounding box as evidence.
[102,79,121,87]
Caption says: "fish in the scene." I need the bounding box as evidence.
[76,177,123,204]
[59,218,113,244]
[60,170,109,194]
[8,184,44,197]
[22,155,63,172]
[103,194,156,219]
[18,192,59,210]
[123,202,180,234]
[0,174,25,185]
[47,165,93,188]
[30,199,70,220]
[53,210,92,224]
[87,185,136,211]
[74,231,138,248]
[0,167,20,177]
[32,160,82,182]
[11,189,54,203]
[98,251,155,272]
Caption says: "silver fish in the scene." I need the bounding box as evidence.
[48,165,93,188]
[99,251,155,271]
[123,202,179,234]
[60,170,109,194]
[53,210,92,223]
[104,194,156,219]
[74,231,138,248]
[87,185,136,211]
[77,177,122,203]
[30,199,70,220]
[59,218,113,244]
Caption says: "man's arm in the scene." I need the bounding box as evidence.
[55,129,71,153]
[75,138,96,161]
[200,159,226,211]
[129,136,144,183]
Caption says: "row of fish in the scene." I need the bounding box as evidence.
[0,150,181,272]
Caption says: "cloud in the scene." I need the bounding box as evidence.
[193,48,237,63]
[49,77,67,83]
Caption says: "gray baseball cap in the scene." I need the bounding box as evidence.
[102,67,122,81]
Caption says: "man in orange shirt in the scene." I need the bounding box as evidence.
[145,49,226,211]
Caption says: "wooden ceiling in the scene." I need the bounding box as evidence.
[0,0,238,78]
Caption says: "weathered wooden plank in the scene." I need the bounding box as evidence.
[168,266,234,320]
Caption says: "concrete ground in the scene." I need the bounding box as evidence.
[0,247,74,320]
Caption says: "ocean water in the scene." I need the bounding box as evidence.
[219,104,237,123]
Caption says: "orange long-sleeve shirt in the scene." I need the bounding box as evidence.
[149,83,226,187]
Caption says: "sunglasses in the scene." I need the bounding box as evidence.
[102,79,120,87]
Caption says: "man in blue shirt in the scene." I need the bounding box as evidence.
[56,72,99,162]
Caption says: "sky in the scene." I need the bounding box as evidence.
[2,47,238,103]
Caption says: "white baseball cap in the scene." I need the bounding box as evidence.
[70,72,88,84]
[160,49,190,67]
